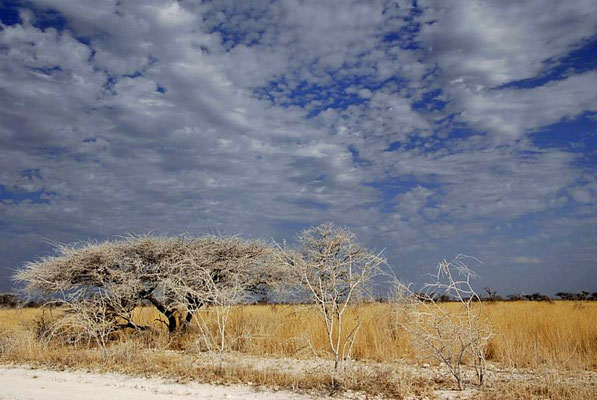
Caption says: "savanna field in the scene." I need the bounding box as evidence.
[1,301,596,399]
[3,0,597,398]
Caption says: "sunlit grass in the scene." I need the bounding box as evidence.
[1,301,596,369]
[1,301,595,399]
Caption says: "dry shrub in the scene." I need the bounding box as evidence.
[393,256,493,390]
[275,223,386,371]
[0,330,18,355]
[31,311,54,342]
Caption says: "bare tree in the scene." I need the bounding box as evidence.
[393,255,492,390]
[14,235,279,335]
[275,224,385,371]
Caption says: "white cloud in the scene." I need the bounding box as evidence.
[510,256,542,265]
[419,0,597,87]
[0,0,595,294]
[454,71,597,138]
[417,0,597,140]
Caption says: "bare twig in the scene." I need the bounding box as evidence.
[393,255,492,390]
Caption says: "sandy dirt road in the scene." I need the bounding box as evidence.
[0,366,314,400]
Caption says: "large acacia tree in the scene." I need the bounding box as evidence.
[15,234,278,332]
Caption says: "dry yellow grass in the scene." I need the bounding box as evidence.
[481,301,597,369]
[2,301,595,369]
[137,301,597,369]
[1,301,596,399]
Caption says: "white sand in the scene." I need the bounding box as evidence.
[0,366,313,400]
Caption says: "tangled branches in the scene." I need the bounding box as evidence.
[15,234,278,334]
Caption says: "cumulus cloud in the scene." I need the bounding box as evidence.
[418,0,597,140]
[419,0,597,87]
[0,0,595,294]
[451,71,597,138]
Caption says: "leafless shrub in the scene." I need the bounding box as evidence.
[31,309,55,342]
[186,265,249,372]
[393,255,492,390]
[51,290,120,359]
[0,330,19,355]
[275,223,386,372]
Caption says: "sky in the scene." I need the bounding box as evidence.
[0,0,596,295]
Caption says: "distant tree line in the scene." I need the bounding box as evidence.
[553,291,596,301]
[425,289,597,303]
[3,289,597,309]
[0,293,43,308]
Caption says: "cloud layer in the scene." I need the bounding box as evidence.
[1,0,596,294]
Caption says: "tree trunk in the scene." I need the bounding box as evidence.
[182,296,203,330]
[182,310,194,329]
[145,294,178,333]
[165,309,177,333]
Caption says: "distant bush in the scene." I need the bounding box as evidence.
[0,293,19,308]
[482,287,504,302]
[555,291,593,301]
[523,293,552,302]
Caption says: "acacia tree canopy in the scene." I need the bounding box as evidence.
[14,234,279,332]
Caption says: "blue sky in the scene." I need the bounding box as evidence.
[0,0,596,294]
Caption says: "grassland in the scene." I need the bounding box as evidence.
[1,301,596,399]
